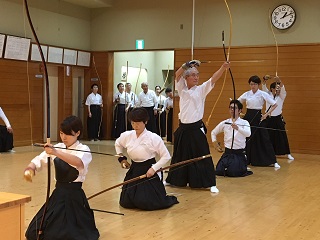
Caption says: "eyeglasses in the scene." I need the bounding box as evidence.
[187,73,199,78]
[249,83,258,86]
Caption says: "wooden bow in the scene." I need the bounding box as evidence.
[87,154,211,200]
[23,1,51,239]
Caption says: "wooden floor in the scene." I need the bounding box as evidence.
[1,141,320,240]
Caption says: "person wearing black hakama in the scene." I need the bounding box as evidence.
[164,88,174,142]
[0,107,13,152]
[112,83,127,139]
[155,86,167,137]
[137,82,158,133]
[165,60,230,193]
[115,108,178,210]
[85,84,103,141]
[238,75,280,168]
[24,116,99,240]
[262,76,294,160]
[211,100,252,177]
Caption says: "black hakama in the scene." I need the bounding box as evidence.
[216,148,253,177]
[0,125,13,152]
[87,105,102,140]
[155,106,166,137]
[25,158,99,240]
[120,158,178,210]
[143,106,156,133]
[267,114,291,155]
[165,120,216,188]
[166,108,173,142]
[243,109,277,166]
[112,103,126,139]
[126,107,133,130]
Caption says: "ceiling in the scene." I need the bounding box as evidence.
[62,0,113,8]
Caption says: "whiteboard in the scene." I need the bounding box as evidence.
[48,46,63,64]
[77,51,91,67]
[4,35,31,61]
[63,49,77,65]
[31,43,48,62]
[0,34,5,58]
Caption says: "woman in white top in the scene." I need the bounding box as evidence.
[238,75,280,168]
[262,76,294,160]
[24,116,99,240]
[112,82,127,138]
[0,107,14,152]
[115,107,178,210]
[211,100,252,177]
[155,85,166,137]
[85,84,103,141]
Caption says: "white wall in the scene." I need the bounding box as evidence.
[91,0,320,51]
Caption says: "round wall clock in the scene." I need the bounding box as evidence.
[271,4,296,30]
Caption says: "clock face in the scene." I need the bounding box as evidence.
[271,4,296,30]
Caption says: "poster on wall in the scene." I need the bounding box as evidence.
[48,46,63,64]
[4,35,31,61]
[31,43,48,62]
[63,49,77,65]
[0,34,5,58]
[77,51,91,67]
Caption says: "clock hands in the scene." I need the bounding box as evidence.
[280,11,294,19]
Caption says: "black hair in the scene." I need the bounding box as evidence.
[155,85,161,90]
[129,107,149,123]
[117,83,124,89]
[229,99,243,110]
[165,88,172,93]
[91,83,98,89]
[248,75,261,85]
[270,82,277,90]
[60,115,83,139]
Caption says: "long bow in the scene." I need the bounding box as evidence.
[23,1,51,239]
[87,154,211,200]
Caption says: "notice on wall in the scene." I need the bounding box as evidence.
[31,43,48,62]
[4,35,31,61]
[48,46,63,64]
[77,51,91,67]
[63,49,77,65]
[0,34,5,58]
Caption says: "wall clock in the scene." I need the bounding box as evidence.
[271,4,296,30]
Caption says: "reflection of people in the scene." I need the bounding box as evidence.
[115,108,178,210]
[164,88,173,142]
[136,82,158,133]
[112,83,126,138]
[0,107,14,152]
[24,116,99,240]
[238,75,280,168]
[211,100,253,177]
[125,83,138,130]
[262,76,294,160]
[165,60,230,193]
[155,85,166,137]
[85,84,103,141]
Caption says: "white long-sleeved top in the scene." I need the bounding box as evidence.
[113,91,127,104]
[31,141,92,182]
[126,91,138,108]
[238,89,276,109]
[0,107,11,128]
[115,128,171,172]
[164,97,173,109]
[137,90,158,109]
[85,92,103,106]
[211,117,251,150]
[262,84,287,116]
[176,76,215,124]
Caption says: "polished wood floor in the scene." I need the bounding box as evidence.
[0,141,319,240]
